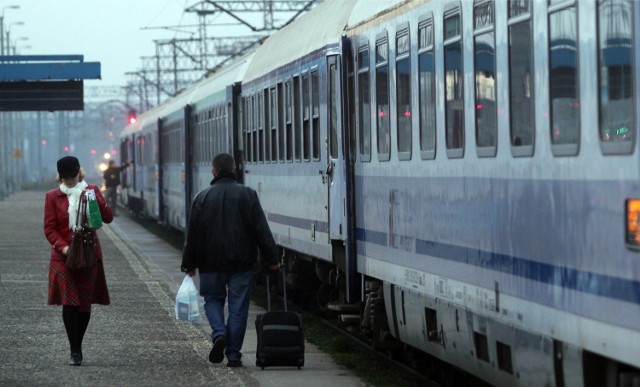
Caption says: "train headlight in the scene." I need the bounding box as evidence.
[626,199,640,249]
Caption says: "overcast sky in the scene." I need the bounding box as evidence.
[3,0,210,87]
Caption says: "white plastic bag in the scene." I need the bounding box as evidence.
[175,275,200,323]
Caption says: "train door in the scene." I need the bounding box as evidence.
[184,105,193,222]
[327,54,346,241]
[157,118,165,222]
[327,49,358,303]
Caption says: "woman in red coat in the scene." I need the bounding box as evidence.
[44,156,113,366]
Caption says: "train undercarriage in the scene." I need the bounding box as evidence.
[277,247,640,387]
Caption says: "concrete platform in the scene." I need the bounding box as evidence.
[0,189,364,386]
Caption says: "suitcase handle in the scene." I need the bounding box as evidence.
[266,265,287,312]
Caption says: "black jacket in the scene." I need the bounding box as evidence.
[181,176,278,273]
[103,162,129,187]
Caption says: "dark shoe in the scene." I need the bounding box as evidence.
[68,351,82,366]
[208,336,227,363]
[226,359,242,368]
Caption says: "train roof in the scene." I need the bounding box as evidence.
[346,0,429,36]
[188,51,255,109]
[119,86,194,138]
[243,0,357,82]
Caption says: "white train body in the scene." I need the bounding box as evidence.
[121,1,640,385]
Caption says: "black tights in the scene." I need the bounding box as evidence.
[62,306,91,354]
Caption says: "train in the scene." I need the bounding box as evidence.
[118,0,640,385]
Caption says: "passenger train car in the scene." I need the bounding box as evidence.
[120,0,640,385]
[120,53,252,231]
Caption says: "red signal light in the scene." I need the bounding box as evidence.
[127,109,137,125]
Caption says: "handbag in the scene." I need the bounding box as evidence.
[66,192,97,271]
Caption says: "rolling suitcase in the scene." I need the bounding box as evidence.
[255,269,305,369]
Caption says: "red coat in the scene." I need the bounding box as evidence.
[44,184,113,261]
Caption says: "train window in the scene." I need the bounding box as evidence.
[193,114,199,164]
[246,98,251,163]
[598,0,635,155]
[215,105,222,158]
[293,76,302,161]
[243,98,249,163]
[302,73,311,160]
[139,136,145,166]
[474,1,497,157]
[444,9,464,158]
[203,113,208,164]
[419,18,436,160]
[220,105,227,156]
[396,27,412,159]
[260,91,267,163]
[357,45,372,162]
[347,49,357,161]
[376,37,391,161]
[251,94,260,163]
[200,113,206,164]
[329,61,339,159]
[147,134,153,165]
[285,80,293,161]
[312,71,320,160]
[253,96,258,162]
[508,0,535,156]
[263,89,271,162]
[207,111,212,163]
[278,83,285,161]
[269,87,277,162]
[549,1,579,156]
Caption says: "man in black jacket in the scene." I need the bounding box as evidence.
[181,153,278,368]
[102,160,130,216]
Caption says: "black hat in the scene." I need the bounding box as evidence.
[57,156,81,178]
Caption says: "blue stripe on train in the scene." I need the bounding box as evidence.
[356,227,640,305]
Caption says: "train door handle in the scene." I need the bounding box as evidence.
[326,162,334,177]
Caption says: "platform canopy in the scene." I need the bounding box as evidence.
[0,55,101,111]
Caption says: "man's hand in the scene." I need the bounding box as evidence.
[268,263,279,272]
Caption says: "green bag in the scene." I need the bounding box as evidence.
[85,190,103,230]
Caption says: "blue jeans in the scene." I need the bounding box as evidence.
[199,271,253,362]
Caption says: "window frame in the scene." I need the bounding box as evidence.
[443,6,465,159]
[597,0,635,155]
[375,32,391,162]
[396,23,412,161]
[418,15,437,160]
[548,0,580,157]
[508,0,535,157]
[474,0,498,158]
[357,43,372,162]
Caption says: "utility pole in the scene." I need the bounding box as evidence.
[124,0,321,110]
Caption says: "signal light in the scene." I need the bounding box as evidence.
[127,109,137,125]
[626,199,640,249]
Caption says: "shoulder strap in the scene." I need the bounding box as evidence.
[75,191,89,228]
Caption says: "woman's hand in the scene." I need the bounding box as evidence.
[62,246,69,255]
